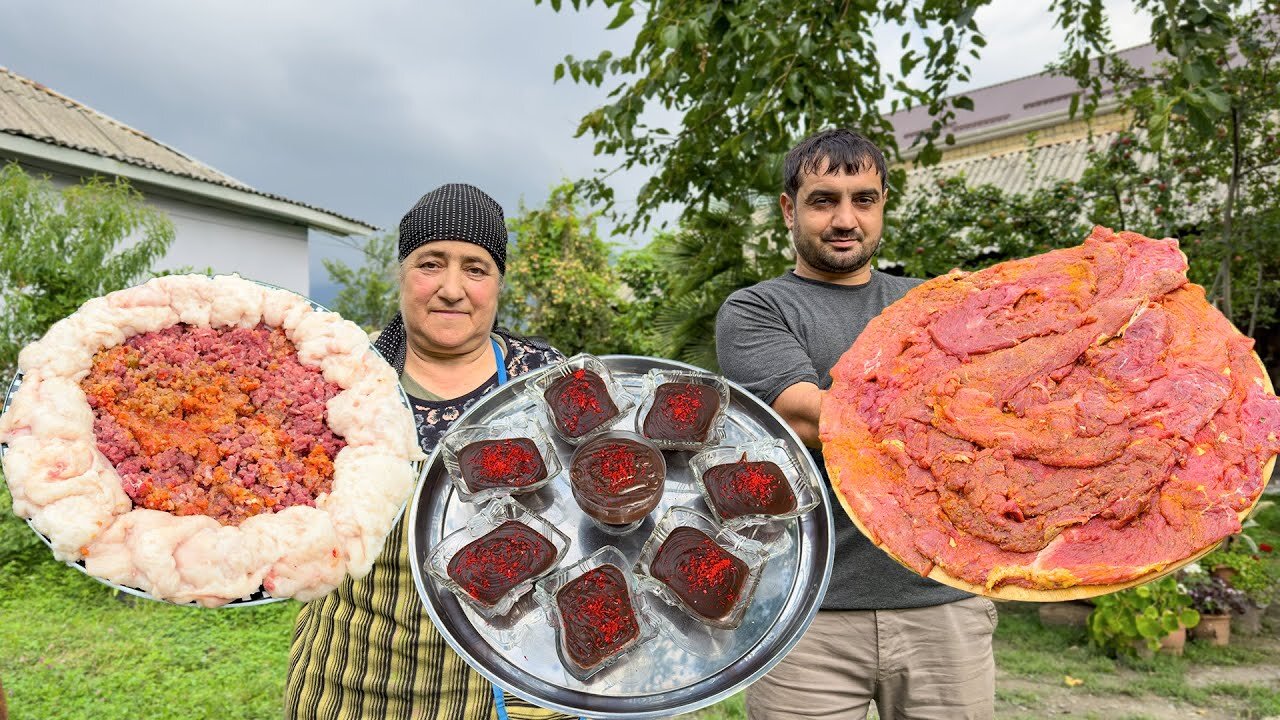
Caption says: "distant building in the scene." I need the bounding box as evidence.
[0,67,376,295]
[887,43,1160,203]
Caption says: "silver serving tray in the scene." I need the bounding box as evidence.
[0,279,419,608]
[408,355,834,718]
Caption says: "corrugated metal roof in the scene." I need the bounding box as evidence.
[899,132,1157,204]
[887,43,1160,151]
[0,66,376,233]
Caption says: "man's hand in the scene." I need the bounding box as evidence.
[772,382,825,449]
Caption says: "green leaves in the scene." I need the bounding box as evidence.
[1087,576,1197,657]
[1178,609,1201,629]
[500,181,620,355]
[900,49,922,76]
[660,24,679,50]
[605,1,633,29]
[916,142,943,167]
[534,0,996,235]
[0,164,175,377]
[322,232,398,333]
[1145,89,1175,150]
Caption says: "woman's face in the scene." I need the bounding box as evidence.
[400,240,502,354]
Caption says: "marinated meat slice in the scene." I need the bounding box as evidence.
[823,227,1280,592]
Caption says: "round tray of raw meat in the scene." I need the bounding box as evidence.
[822,226,1279,601]
[0,275,425,607]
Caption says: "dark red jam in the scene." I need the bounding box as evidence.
[543,368,619,439]
[702,455,796,519]
[556,564,639,670]
[457,438,547,493]
[570,436,665,526]
[641,382,720,444]
[650,526,750,621]
[446,520,557,605]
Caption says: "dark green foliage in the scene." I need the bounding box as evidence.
[501,181,620,355]
[535,0,992,235]
[1088,577,1200,656]
[0,163,175,377]
[321,232,398,332]
[1049,4,1280,336]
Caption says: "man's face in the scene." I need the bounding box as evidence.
[780,159,887,277]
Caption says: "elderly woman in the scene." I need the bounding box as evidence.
[286,184,571,720]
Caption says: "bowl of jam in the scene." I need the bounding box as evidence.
[689,440,821,530]
[426,496,571,619]
[569,431,666,535]
[533,545,658,682]
[527,354,635,444]
[441,416,562,504]
[634,370,730,452]
[634,506,769,630]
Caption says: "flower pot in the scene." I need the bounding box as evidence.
[1211,565,1238,583]
[1131,625,1187,658]
[1039,601,1093,627]
[1159,625,1187,655]
[1190,613,1231,646]
[1232,602,1264,635]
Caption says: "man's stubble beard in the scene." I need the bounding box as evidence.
[792,225,882,275]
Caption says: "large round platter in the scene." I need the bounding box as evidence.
[408,355,834,719]
[0,280,420,608]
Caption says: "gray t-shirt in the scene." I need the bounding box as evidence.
[716,269,971,610]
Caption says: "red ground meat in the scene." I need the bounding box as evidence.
[81,323,347,525]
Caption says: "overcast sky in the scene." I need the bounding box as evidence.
[2,1,1151,304]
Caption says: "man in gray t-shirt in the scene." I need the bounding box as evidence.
[716,129,996,720]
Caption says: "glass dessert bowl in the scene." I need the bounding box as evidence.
[569,430,667,535]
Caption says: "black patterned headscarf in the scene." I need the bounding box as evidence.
[373,183,508,375]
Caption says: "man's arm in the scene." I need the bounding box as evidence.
[772,381,824,449]
[716,288,823,448]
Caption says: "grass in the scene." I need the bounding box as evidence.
[994,602,1280,719]
[992,602,1118,681]
[994,686,1040,706]
[0,481,299,720]
[689,692,745,719]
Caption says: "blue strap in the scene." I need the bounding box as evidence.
[492,337,508,386]
[492,685,510,720]
[489,337,511,720]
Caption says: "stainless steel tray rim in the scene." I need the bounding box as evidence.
[408,355,835,718]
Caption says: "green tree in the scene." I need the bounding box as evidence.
[651,206,792,370]
[885,173,1092,277]
[0,163,174,377]
[613,242,665,357]
[537,0,993,235]
[321,232,398,333]
[501,181,620,355]
[1053,1,1280,329]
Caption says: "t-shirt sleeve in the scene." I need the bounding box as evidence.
[716,288,820,406]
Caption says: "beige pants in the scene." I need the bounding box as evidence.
[745,597,997,720]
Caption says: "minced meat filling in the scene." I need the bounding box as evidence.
[81,323,346,526]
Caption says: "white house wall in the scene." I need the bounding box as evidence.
[8,161,309,295]
[144,192,309,294]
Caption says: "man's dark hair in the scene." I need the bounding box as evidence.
[782,129,888,199]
